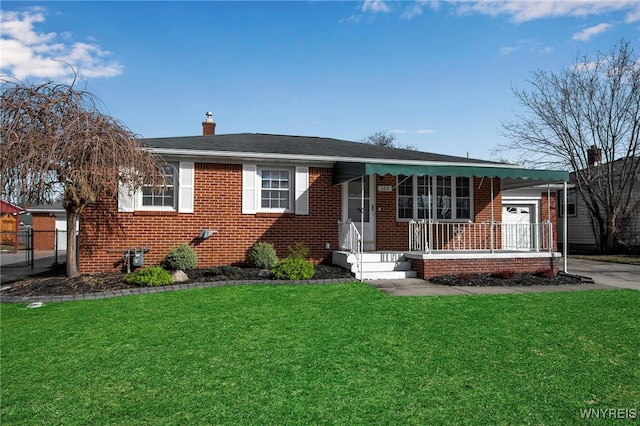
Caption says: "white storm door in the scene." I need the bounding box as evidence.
[502,205,534,250]
[344,176,376,251]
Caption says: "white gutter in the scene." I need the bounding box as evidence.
[147,147,521,170]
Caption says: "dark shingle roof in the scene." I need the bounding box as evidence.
[141,133,499,165]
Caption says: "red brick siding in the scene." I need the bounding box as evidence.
[31,214,56,250]
[79,164,341,273]
[540,190,558,250]
[375,174,407,250]
[375,175,503,251]
[411,256,561,280]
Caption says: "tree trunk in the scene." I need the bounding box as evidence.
[603,214,617,253]
[66,210,80,277]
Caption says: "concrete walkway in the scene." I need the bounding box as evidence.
[367,258,640,296]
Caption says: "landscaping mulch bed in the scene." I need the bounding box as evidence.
[430,272,584,287]
[1,264,354,297]
[2,265,588,298]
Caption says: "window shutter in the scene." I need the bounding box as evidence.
[295,166,309,215]
[178,162,194,213]
[242,164,257,214]
[117,183,135,212]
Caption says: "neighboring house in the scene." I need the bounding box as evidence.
[1,200,25,249]
[26,202,68,251]
[557,155,640,253]
[79,114,568,279]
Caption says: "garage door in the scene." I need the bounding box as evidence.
[502,205,534,250]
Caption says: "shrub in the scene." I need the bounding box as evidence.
[247,242,278,269]
[534,268,556,279]
[288,242,310,259]
[165,244,198,270]
[272,255,315,280]
[125,266,173,287]
[205,266,242,277]
[493,269,517,280]
[457,273,474,282]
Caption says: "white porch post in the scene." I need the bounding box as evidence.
[563,180,568,273]
[490,177,494,253]
[428,176,432,254]
[547,183,552,253]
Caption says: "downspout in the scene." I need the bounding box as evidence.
[563,180,568,273]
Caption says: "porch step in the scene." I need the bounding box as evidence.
[359,270,418,280]
[332,251,418,280]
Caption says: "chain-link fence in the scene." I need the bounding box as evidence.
[0,227,68,269]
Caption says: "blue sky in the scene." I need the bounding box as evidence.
[1,1,639,160]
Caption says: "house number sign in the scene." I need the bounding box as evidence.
[377,185,393,192]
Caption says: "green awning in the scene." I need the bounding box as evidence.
[333,161,569,185]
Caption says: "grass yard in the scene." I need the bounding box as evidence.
[1,283,639,425]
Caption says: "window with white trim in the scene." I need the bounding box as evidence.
[141,163,177,209]
[397,174,472,221]
[260,168,291,211]
[242,164,309,215]
[118,161,194,213]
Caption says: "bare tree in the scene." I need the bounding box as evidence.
[498,40,640,253]
[362,130,417,150]
[1,78,167,277]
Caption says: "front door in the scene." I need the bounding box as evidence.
[343,176,376,251]
[502,205,534,250]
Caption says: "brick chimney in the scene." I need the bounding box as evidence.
[587,144,602,166]
[202,111,216,136]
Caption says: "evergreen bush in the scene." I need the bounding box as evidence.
[247,242,278,269]
[125,266,173,287]
[272,255,315,280]
[165,244,198,270]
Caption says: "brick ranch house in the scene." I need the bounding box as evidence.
[79,115,569,279]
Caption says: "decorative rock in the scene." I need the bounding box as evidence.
[171,270,189,283]
[258,269,272,278]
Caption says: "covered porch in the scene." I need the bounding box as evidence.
[332,160,569,280]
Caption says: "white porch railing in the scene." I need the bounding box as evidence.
[408,220,555,252]
[338,219,363,279]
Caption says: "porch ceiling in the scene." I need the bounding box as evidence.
[332,161,569,185]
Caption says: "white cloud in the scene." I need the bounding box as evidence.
[362,0,392,14]
[401,1,438,20]
[625,6,640,23]
[500,46,518,56]
[499,39,554,56]
[0,8,123,81]
[454,0,640,23]
[414,129,434,135]
[572,23,612,41]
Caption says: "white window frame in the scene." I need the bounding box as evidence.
[396,174,473,222]
[118,161,194,213]
[242,164,309,215]
[139,162,178,211]
[258,166,293,213]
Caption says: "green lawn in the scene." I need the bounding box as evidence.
[2,284,639,425]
